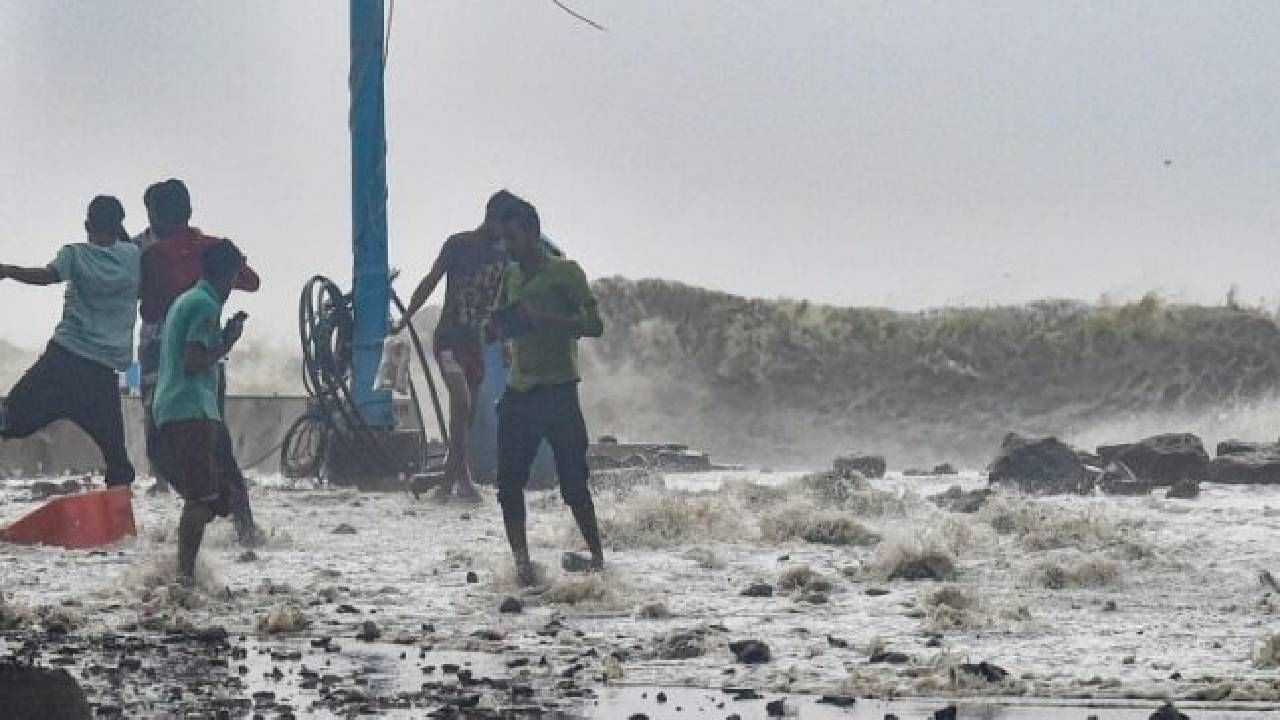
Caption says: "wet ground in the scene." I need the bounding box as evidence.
[4,468,1280,717]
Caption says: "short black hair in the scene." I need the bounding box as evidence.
[498,196,540,236]
[201,239,244,284]
[143,178,192,225]
[485,189,522,223]
[86,195,126,234]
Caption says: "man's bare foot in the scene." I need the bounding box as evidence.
[561,551,604,573]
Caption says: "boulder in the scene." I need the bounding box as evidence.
[1216,439,1275,457]
[928,486,993,513]
[1211,446,1280,484]
[834,453,886,480]
[1096,462,1153,496]
[988,433,1093,495]
[1166,479,1200,499]
[1095,434,1209,487]
[0,665,91,720]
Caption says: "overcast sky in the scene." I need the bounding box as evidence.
[0,1,1278,348]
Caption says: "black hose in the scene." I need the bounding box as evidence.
[281,275,446,481]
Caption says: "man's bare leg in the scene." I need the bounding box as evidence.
[178,500,214,581]
[437,358,478,501]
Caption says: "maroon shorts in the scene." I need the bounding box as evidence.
[434,342,484,392]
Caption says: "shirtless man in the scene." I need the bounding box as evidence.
[398,191,516,502]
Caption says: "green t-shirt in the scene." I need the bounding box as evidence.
[48,241,140,371]
[152,280,223,426]
[495,257,603,392]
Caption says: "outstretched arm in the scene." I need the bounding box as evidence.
[396,244,450,331]
[0,264,59,286]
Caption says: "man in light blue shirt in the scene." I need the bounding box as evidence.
[0,196,140,486]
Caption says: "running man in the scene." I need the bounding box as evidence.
[484,195,605,585]
[397,190,516,502]
[138,179,261,544]
[152,240,248,581]
[0,196,139,487]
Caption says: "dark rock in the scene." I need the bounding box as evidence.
[336,604,360,614]
[826,635,850,648]
[864,588,890,596]
[988,433,1093,494]
[1211,446,1280,484]
[355,621,380,641]
[869,651,910,664]
[465,571,479,584]
[1166,478,1200,499]
[1096,434,1210,486]
[929,485,993,513]
[765,698,787,716]
[1149,702,1189,720]
[834,453,886,479]
[817,695,857,707]
[933,463,959,475]
[1097,461,1153,496]
[628,715,649,720]
[740,583,773,598]
[1217,439,1274,457]
[0,664,92,719]
[934,706,958,720]
[498,597,523,614]
[958,661,1008,683]
[728,640,771,664]
[655,691,667,703]
[331,523,356,535]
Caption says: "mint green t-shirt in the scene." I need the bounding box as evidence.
[152,280,223,426]
[48,241,140,371]
[495,257,603,392]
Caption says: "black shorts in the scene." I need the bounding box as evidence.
[496,383,591,509]
[159,419,230,516]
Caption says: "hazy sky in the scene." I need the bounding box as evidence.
[1,1,1278,348]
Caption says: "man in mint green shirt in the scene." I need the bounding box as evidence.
[0,195,138,487]
[485,196,605,585]
[153,240,248,581]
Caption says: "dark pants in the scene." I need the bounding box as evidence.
[496,383,593,524]
[2,341,134,486]
[159,419,226,513]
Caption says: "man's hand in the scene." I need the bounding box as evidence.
[222,312,247,350]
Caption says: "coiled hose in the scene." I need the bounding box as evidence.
[279,275,446,481]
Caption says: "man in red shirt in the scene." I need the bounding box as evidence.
[138,179,261,545]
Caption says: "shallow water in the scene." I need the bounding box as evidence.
[4,468,1280,715]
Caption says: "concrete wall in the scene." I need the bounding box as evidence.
[0,396,311,479]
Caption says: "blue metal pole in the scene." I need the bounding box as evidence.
[349,0,393,427]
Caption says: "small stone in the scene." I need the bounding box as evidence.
[740,583,773,598]
[356,620,380,641]
[655,691,668,703]
[864,588,890,596]
[729,640,771,664]
[765,698,787,716]
[1149,703,1189,720]
[870,651,910,664]
[934,706,957,720]
[237,550,258,563]
[498,597,523,614]
[331,523,356,535]
[466,571,479,584]
[1103,600,1118,612]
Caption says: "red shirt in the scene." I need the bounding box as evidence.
[138,227,260,323]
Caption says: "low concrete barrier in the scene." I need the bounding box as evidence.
[0,395,310,479]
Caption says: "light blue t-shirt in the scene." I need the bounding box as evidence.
[49,241,140,372]
[152,280,223,426]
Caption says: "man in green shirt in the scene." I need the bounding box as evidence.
[485,196,605,585]
[152,240,248,581]
[0,195,138,487]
